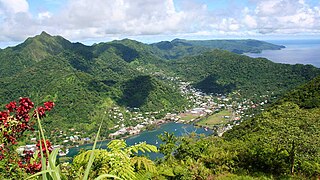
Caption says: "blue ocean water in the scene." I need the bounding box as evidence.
[67,122,212,159]
[245,39,320,68]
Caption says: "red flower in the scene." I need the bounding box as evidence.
[0,97,55,174]
[36,140,53,153]
[0,111,8,121]
[0,111,9,127]
[19,97,34,112]
[34,106,46,118]
[33,101,55,119]
[5,101,16,112]
[44,101,55,111]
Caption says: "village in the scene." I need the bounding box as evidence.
[17,77,275,157]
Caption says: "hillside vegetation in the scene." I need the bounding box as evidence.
[156,76,320,179]
[277,75,320,108]
[0,32,319,132]
[171,50,320,97]
[0,32,319,179]
[0,32,187,131]
[151,38,285,59]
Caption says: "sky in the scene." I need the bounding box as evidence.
[0,0,320,48]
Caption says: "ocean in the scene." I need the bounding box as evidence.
[245,39,320,68]
[67,122,212,160]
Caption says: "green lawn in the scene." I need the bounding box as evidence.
[180,114,199,121]
[197,110,232,126]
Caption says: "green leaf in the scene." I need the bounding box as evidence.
[82,119,104,180]
[95,174,123,180]
[26,170,56,179]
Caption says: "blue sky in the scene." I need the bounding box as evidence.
[0,0,320,48]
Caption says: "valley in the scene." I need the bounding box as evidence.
[1,32,319,144]
[1,32,319,179]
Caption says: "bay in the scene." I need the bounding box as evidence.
[245,39,320,68]
[67,122,212,160]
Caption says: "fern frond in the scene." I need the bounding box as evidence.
[107,139,127,152]
[126,142,158,155]
[131,156,157,173]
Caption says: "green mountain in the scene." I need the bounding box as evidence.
[0,32,187,130]
[170,50,320,97]
[222,75,320,177]
[156,76,320,179]
[277,75,320,108]
[0,32,318,133]
[151,38,285,59]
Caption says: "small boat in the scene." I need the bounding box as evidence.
[155,140,158,144]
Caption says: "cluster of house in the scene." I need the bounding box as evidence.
[17,77,275,156]
[213,93,274,136]
[166,80,274,136]
[106,106,167,139]
[55,129,91,145]
[163,81,231,123]
[108,123,145,139]
[17,128,94,157]
[16,144,69,157]
[107,106,162,125]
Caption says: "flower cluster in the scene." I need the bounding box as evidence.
[18,139,53,174]
[18,150,42,174]
[1,98,35,145]
[0,97,55,174]
[36,139,53,154]
[34,101,55,118]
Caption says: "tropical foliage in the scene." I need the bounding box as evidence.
[0,32,320,179]
[170,50,320,97]
[70,140,157,179]
[153,76,320,179]
[1,32,319,134]
[155,102,320,179]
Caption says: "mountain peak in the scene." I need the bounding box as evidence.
[40,31,51,37]
[11,31,71,61]
[171,38,185,42]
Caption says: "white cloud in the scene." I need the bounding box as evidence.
[38,11,52,20]
[253,0,320,34]
[217,18,240,31]
[0,0,28,13]
[0,0,38,41]
[244,15,257,29]
[0,0,320,46]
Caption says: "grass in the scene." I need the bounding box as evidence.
[179,113,199,121]
[214,173,273,180]
[197,110,232,126]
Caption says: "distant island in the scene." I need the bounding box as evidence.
[151,38,285,59]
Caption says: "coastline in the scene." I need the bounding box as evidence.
[65,120,213,158]
[65,119,173,150]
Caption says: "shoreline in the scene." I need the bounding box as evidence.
[64,120,213,157]
[65,120,173,150]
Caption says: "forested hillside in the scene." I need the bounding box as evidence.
[156,76,320,179]
[277,75,320,108]
[170,50,320,97]
[1,32,320,180]
[0,32,319,132]
[0,32,187,131]
[151,38,284,59]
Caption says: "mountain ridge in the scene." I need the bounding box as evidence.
[0,32,318,132]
